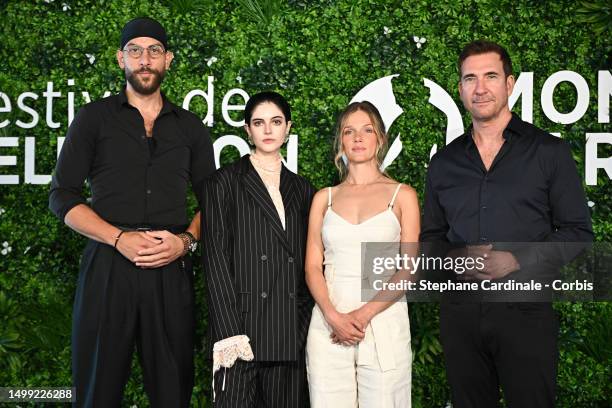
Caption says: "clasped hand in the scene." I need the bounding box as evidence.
[325,307,373,346]
[458,244,520,280]
[115,230,184,268]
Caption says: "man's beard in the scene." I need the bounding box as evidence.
[125,67,165,95]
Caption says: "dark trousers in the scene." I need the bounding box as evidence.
[72,240,195,407]
[440,302,559,408]
[213,357,309,408]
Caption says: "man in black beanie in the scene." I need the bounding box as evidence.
[49,17,215,407]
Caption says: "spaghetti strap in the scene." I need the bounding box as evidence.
[327,187,332,207]
[389,184,402,208]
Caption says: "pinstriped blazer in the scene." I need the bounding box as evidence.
[201,155,316,362]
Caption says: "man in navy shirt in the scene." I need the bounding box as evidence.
[420,40,592,407]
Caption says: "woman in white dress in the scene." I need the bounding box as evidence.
[305,101,420,407]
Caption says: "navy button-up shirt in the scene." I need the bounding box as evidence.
[420,113,593,271]
[49,87,215,227]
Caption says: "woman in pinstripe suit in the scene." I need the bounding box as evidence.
[201,92,316,407]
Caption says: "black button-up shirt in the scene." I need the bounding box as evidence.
[49,88,215,227]
[420,113,593,270]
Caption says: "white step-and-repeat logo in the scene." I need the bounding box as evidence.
[0,70,610,185]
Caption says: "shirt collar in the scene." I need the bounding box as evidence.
[117,86,178,116]
[505,112,528,137]
[464,112,524,150]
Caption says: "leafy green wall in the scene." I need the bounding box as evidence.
[0,1,610,407]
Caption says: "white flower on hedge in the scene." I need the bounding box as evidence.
[588,201,595,208]
[236,75,242,84]
[0,208,5,215]
[1,241,11,255]
[257,59,263,66]
[86,53,95,65]
[383,26,391,35]
[44,0,54,3]
[24,246,31,254]
[206,56,218,67]
[62,2,70,11]
[413,36,426,48]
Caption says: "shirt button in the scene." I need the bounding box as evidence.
[146,189,151,194]
[288,257,294,263]
[260,291,268,299]
[141,134,146,140]
[288,292,295,299]
[261,254,267,261]
[481,205,487,210]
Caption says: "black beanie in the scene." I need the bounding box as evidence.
[120,17,168,50]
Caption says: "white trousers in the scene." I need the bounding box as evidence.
[306,303,412,408]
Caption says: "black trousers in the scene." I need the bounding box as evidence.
[440,302,559,408]
[213,357,309,408]
[72,240,195,407]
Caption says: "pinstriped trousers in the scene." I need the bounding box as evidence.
[212,357,309,407]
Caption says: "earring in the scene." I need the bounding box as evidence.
[284,133,290,143]
[341,152,348,165]
[247,137,254,146]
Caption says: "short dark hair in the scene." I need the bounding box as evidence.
[458,40,513,78]
[244,91,292,125]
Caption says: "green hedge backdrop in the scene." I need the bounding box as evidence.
[0,0,610,406]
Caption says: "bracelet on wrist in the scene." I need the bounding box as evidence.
[177,232,197,254]
[113,230,125,248]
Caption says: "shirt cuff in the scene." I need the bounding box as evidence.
[49,189,87,222]
[211,335,254,401]
[212,334,254,372]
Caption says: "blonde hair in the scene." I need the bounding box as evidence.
[333,101,389,180]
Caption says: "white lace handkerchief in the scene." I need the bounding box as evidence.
[212,335,254,401]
